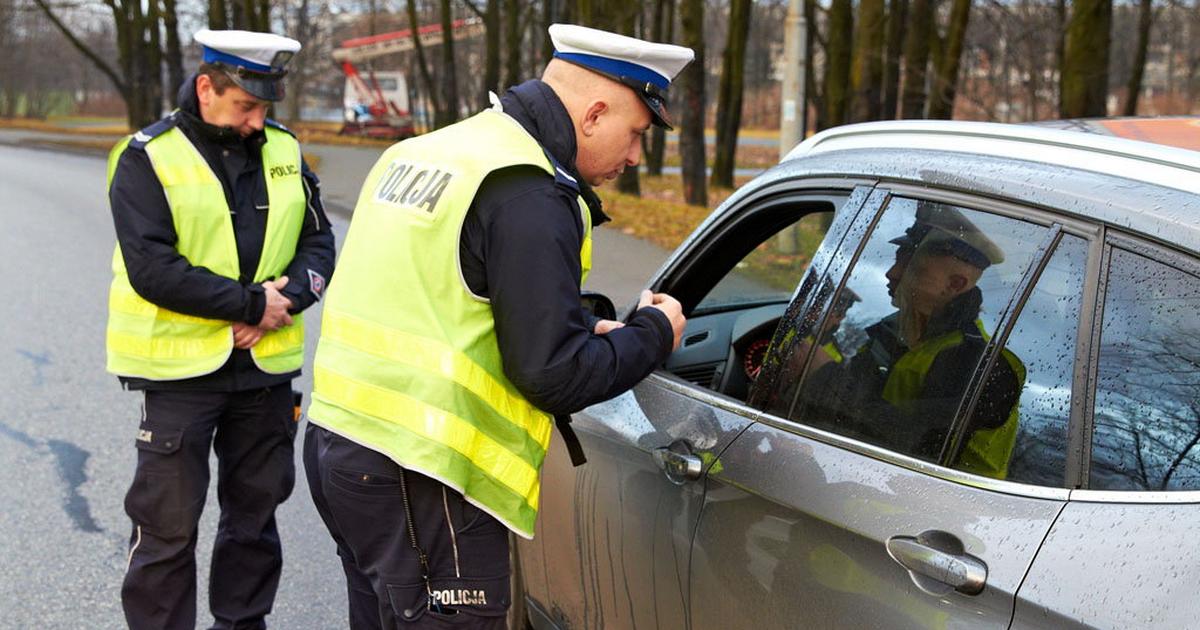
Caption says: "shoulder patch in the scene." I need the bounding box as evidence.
[265,119,296,138]
[540,149,580,194]
[128,112,180,150]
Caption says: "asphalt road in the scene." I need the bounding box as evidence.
[0,141,671,628]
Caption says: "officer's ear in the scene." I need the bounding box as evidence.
[196,74,214,107]
[580,99,609,137]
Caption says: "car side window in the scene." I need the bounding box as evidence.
[977,234,1088,486]
[786,197,1048,477]
[1090,247,1200,491]
[695,211,833,312]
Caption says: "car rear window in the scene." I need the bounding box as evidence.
[1090,247,1200,491]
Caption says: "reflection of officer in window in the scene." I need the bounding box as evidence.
[808,205,1025,479]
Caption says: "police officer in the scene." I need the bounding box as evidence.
[806,204,1024,478]
[303,24,691,629]
[107,29,335,629]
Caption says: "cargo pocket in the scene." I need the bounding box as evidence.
[124,425,186,538]
[386,575,509,628]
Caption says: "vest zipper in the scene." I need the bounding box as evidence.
[442,486,462,577]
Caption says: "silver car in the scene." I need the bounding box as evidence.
[514,120,1200,629]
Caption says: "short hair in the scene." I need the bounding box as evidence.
[198,62,237,95]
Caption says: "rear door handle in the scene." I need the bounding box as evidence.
[653,446,703,483]
[885,530,987,596]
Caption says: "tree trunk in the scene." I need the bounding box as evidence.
[407,0,442,122]
[210,0,229,30]
[711,0,752,189]
[504,0,521,88]
[881,0,906,119]
[926,0,971,119]
[1055,0,1066,113]
[541,0,556,64]
[821,0,853,129]
[899,0,932,118]
[1122,0,1154,116]
[850,0,886,122]
[438,0,460,126]
[645,0,674,176]
[1060,0,1111,117]
[678,0,706,206]
[613,0,640,195]
[162,0,183,106]
[805,0,819,131]
[486,0,502,97]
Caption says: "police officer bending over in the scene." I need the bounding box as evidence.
[303,23,692,629]
[106,29,335,630]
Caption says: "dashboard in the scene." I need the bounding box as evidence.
[663,303,788,402]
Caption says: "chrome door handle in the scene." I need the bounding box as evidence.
[653,446,703,483]
[885,530,987,596]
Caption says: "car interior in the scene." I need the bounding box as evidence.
[648,194,847,403]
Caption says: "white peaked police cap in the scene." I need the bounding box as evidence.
[194,29,302,102]
[548,23,694,129]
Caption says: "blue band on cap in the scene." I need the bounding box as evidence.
[202,47,274,73]
[554,52,669,90]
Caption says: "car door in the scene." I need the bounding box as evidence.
[689,187,1096,629]
[524,183,874,630]
[1012,233,1200,629]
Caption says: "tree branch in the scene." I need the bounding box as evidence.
[29,0,127,95]
[461,0,485,19]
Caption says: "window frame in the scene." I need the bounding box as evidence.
[751,182,1101,496]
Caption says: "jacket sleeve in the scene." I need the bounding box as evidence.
[278,159,336,314]
[109,144,264,324]
[481,179,674,417]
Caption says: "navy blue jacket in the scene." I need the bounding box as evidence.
[109,76,336,391]
[457,81,673,416]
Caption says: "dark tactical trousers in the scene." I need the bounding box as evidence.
[304,424,510,629]
[122,384,298,630]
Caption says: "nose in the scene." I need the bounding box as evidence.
[247,107,267,132]
[626,139,641,167]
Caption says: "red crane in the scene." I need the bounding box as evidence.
[334,17,485,139]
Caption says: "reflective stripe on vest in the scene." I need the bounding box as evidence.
[106,124,307,380]
[880,319,1026,480]
[307,109,592,538]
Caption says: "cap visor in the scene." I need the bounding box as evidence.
[642,94,673,130]
[226,70,286,102]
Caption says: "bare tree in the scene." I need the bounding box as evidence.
[1122,0,1155,115]
[678,0,706,205]
[407,0,443,122]
[849,0,885,122]
[927,0,971,119]
[711,0,752,189]
[1060,0,1111,117]
[503,0,521,87]
[463,0,501,102]
[439,0,461,124]
[822,0,853,128]
[31,0,163,127]
[881,0,907,119]
[899,0,931,118]
[644,0,674,176]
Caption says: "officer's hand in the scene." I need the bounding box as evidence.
[638,290,686,351]
[232,322,265,349]
[258,277,294,330]
[594,319,624,334]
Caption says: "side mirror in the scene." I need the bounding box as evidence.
[580,291,617,321]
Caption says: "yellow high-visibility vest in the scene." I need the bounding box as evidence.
[106,121,307,380]
[881,320,1026,479]
[307,108,592,539]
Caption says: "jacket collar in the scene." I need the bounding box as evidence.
[499,80,609,225]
